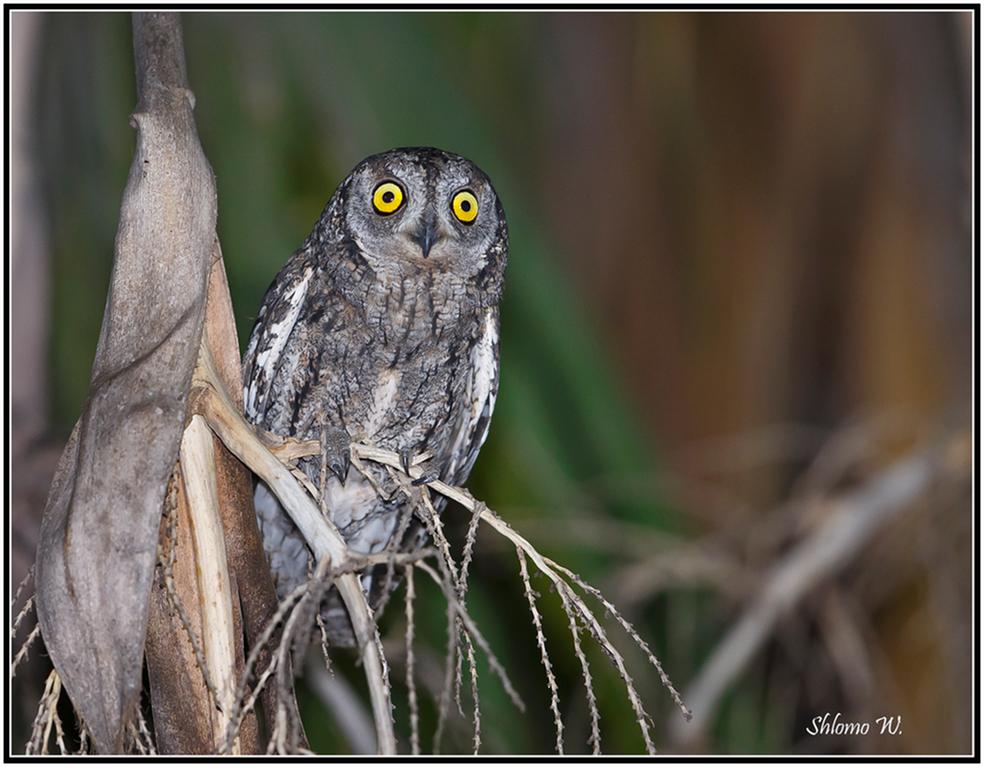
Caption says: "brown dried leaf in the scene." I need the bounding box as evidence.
[34,13,216,754]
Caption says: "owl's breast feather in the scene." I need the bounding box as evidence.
[362,369,403,438]
[321,475,394,553]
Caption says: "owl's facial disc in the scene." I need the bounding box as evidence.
[342,149,504,279]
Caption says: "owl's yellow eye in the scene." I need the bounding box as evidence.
[451,190,479,224]
[372,181,405,215]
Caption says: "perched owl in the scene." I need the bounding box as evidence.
[243,148,507,644]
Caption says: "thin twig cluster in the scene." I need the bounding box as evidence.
[12,568,72,757]
[11,566,39,678]
[229,434,690,755]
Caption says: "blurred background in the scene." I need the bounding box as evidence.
[10,10,973,755]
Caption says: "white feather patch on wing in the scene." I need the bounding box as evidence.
[447,309,499,478]
[244,267,314,420]
[470,310,499,434]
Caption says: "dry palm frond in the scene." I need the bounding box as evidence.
[351,443,689,754]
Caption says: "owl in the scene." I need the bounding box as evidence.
[242,148,508,644]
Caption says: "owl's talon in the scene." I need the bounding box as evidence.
[411,470,439,487]
[410,455,440,486]
[329,455,350,485]
[400,448,414,477]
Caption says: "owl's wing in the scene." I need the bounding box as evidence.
[447,307,500,484]
[242,255,317,425]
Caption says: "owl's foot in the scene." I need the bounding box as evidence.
[410,457,440,486]
[399,447,414,477]
[322,426,351,485]
[398,448,439,486]
[411,469,439,486]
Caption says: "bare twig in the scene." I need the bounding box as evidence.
[128,723,148,756]
[26,669,60,755]
[454,501,484,722]
[223,582,308,752]
[180,415,241,753]
[518,548,564,754]
[225,555,362,753]
[397,484,459,752]
[458,503,484,602]
[11,565,34,613]
[78,720,90,755]
[260,432,320,463]
[558,579,656,754]
[51,701,68,755]
[433,599,457,753]
[315,610,333,675]
[464,633,482,754]
[371,503,415,621]
[12,592,36,641]
[135,702,157,755]
[547,558,691,720]
[415,561,525,713]
[404,565,421,756]
[557,585,601,755]
[11,623,41,677]
[272,566,327,753]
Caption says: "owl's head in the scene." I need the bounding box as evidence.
[321,148,508,297]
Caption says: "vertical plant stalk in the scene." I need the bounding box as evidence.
[179,416,241,754]
[145,474,221,754]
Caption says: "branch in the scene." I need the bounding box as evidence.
[190,342,396,755]
[517,548,564,753]
[670,432,971,745]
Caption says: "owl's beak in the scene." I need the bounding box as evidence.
[412,215,440,259]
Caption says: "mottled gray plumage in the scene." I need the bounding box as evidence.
[243,148,507,644]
